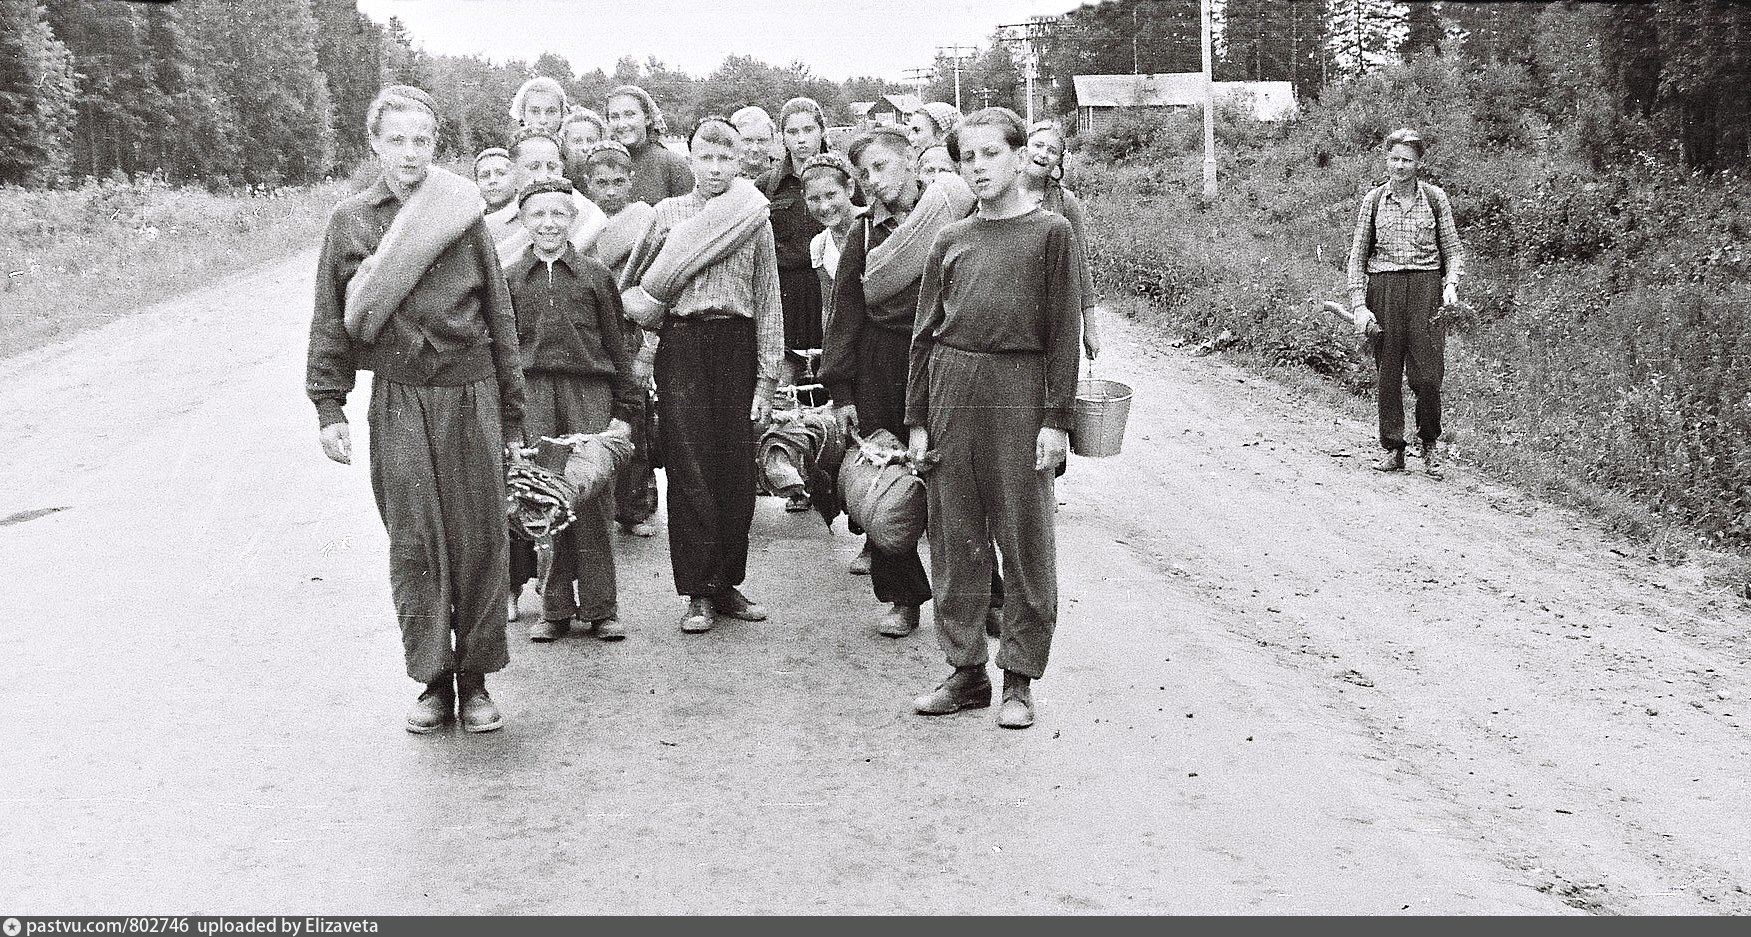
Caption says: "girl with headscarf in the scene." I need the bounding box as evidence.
[604,84,696,208]
[756,98,830,381]
[306,85,526,735]
[1019,120,1102,362]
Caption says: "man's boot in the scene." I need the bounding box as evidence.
[914,665,993,715]
[1372,447,1405,473]
[456,672,503,734]
[997,671,1035,729]
[878,603,920,638]
[1419,440,1444,480]
[406,675,454,734]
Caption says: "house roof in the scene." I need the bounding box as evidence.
[1072,73,1297,119]
[848,102,874,118]
[870,93,924,115]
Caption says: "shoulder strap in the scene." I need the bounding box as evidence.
[1365,184,1387,260]
[1421,182,1450,277]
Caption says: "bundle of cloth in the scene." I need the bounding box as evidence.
[758,403,848,526]
[593,202,657,275]
[859,172,976,306]
[551,427,636,507]
[487,189,610,269]
[838,428,938,552]
[505,427,636,542]
[343,166,483,344]
[619,177,770,328]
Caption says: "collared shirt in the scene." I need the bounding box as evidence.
[503,243,641,424]
[1346,181,1466,307]
[633,188,786,387]
[305,175,525,442]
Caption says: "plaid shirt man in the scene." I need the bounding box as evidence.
[1346,181,1466,309]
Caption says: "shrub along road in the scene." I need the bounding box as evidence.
[0,250,1746,914]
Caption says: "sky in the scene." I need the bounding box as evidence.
[354,0,1079,83]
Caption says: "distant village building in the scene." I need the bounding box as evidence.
[1070,73,1296,134]
[860,93,924,127]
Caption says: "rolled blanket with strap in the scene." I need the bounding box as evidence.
[837,428,938,552]
[344,166,483,344]
[860,172,976,306]
[492,190,610,269]
[758,404,848,526]
[593,202,656,275]
[549,427,637,507]
[619,177,770,328]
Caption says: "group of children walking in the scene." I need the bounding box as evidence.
[305,76,1466,739]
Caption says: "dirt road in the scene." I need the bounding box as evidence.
[2,248,1747,914]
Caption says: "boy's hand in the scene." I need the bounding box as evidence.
[1442,283,1459,308]
[1036,427,1069,472]
[750,394,773,424]
[906,427,929,464]
[319,422,351,465]
[835,403,859,436]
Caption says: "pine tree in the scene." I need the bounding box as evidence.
[186,0,335,186]
[44,0,174,179]
[313,0,382,166]
[1326,0,1409,78]
[0,0,76,186]
[142,0,233,183]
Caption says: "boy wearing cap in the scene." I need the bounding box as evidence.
[506,178,642,643]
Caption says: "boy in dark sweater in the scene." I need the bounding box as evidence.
[505,178,642,642]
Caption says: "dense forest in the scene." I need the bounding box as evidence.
[6,0,1749,189]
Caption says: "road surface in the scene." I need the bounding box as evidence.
[1,248,1747,914]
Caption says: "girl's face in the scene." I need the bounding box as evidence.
[370,108,436,189]
[1024,128,1064,182]
[906,112,939,152]
[606,95,649,148]
[515,138,565,187]
[959,124,1024,202]
[1386,143,1421,182]
[783,112,824,165]
[916,146,956,185]
[563,120,602,154]
[803,173,853,229]
[520,90,564,135]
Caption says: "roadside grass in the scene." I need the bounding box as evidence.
[0,166,375,357]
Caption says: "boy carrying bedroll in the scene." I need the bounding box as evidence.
[619,115,784,635]
[505,177,642,644]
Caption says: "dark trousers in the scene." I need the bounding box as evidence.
[854,325,933,607]
[922,345,1058,679]
[656,316,757,597]
[614,324,659,527]
[1369,269,1445,450]
[779,266,824,351]
[367,377,509,684]
[525,373,618,622]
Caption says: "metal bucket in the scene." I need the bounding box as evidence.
[1071,378,1133,458]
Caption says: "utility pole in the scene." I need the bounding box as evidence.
[996,17,1066,126]
[1200,0,1216,199]
[936,44,977,111]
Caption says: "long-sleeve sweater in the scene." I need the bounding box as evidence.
[628,141,696,208]
[819,202,918,405]
[756,157,823,272]
[305,175,525,443]
[503,243,642,424]
[905,208,1083,432]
